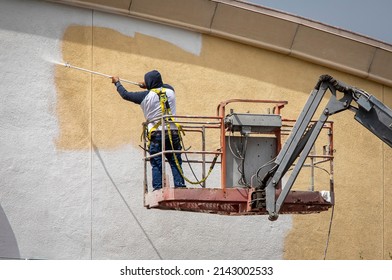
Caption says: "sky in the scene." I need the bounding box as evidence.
[246,0,392,44]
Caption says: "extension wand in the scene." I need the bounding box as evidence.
[62,62,143,87]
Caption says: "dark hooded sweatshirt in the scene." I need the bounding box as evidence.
[115,70,174,104]
[114,70,177,131]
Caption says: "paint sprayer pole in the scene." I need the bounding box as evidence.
[63,62,142,87]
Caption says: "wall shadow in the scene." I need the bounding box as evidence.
[0,204,20,259]
[93,144,163,259]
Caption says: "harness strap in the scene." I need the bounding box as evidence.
[145,88,184,143]
[144,87,219,186]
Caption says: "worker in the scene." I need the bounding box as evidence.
[112,70,186,191]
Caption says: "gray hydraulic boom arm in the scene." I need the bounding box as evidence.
[255,75,392,221]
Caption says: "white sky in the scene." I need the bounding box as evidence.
[246,0,392,44]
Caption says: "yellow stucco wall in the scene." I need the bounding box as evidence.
[384,87,392,260]
[55,25,392,259]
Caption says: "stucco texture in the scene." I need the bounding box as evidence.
[1,0,391,260]
[1,1,293,260]
[55,24,295,259]
[55,21,392,259]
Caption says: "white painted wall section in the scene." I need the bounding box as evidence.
[0,0,291,260]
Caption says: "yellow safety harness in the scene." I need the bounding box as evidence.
[146,88,219,186]
[147,88,183,141]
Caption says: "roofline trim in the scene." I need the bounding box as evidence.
[217,0,392,51]
[45,0,392,87]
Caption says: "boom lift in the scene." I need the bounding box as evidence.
[252,74,392,220]
[143,75,392,220]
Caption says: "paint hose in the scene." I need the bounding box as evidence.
[62,62,143,87]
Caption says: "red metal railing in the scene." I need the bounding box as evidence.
[142,99,334,216]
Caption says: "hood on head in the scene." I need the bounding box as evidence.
[144,70,163,90]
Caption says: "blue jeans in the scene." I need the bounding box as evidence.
[149,131,186,190]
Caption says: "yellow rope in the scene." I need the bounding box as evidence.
[147,88,219,185]
[166,119,219,185]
